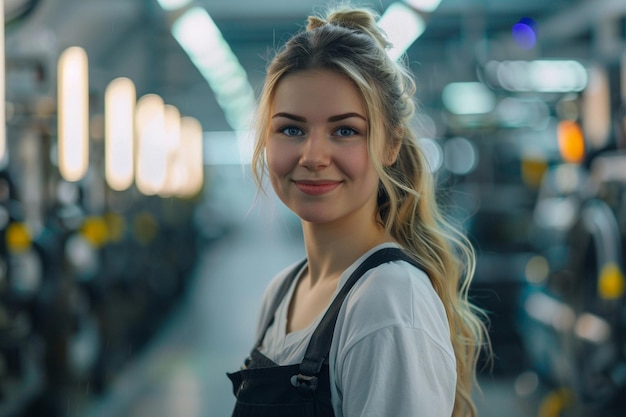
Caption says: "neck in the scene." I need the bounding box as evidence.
[301,214,395,286]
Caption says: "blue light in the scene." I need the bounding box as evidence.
[519,17,537,29]
[512,17,537,50]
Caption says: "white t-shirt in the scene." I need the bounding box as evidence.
[256,243,456,417]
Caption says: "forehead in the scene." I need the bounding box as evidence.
[272,69,366,117]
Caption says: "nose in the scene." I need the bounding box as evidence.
[299,131,330,170]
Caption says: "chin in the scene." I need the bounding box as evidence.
[293,209,338,225]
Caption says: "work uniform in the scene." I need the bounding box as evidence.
[227,247,432,417]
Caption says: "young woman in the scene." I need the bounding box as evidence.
[227,5,488,417]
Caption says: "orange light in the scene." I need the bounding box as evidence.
[557,120,585,164]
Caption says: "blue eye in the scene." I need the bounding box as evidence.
[280,126,303,136]
[335,127,358,137]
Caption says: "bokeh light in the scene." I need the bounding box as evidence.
[512,17,537,50]
[557,120,585,164]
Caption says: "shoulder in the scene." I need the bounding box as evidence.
[344,260,446,327]
[255,260,305,336]
[329,260,457,415]
[334,259,453,357]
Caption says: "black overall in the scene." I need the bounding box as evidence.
[227,247,424,417]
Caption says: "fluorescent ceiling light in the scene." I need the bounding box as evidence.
[405,0,442,12]
[378,2,426,61]
[172,7,255,132]
[156,0,192,11]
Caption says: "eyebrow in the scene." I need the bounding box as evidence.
[272,112,367,122]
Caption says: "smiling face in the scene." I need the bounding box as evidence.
[266,69,381,227]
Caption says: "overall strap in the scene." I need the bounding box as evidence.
[254,259,308,350]
[292,247,424,393]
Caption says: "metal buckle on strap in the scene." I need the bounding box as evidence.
[290,373,319,396]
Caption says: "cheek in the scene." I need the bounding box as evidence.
[341,145,375,181]
[266,139,298,178]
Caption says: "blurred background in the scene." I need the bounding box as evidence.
[1,0,625,416]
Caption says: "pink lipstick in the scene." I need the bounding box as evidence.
[293,180,341,196]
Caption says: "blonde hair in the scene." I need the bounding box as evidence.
[251,5,489,416]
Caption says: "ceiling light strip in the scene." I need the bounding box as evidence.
[171,7,255,132]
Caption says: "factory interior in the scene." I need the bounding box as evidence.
[1,0,626,416]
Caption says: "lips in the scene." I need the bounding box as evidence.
[293,180,341,196]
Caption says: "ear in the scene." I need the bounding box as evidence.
[383,130,403,166]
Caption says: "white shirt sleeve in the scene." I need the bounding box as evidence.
[329,258,457,417]
[336,324,456,417]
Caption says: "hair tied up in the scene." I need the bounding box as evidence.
[308,8,392,51]
[306,16,327,31]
